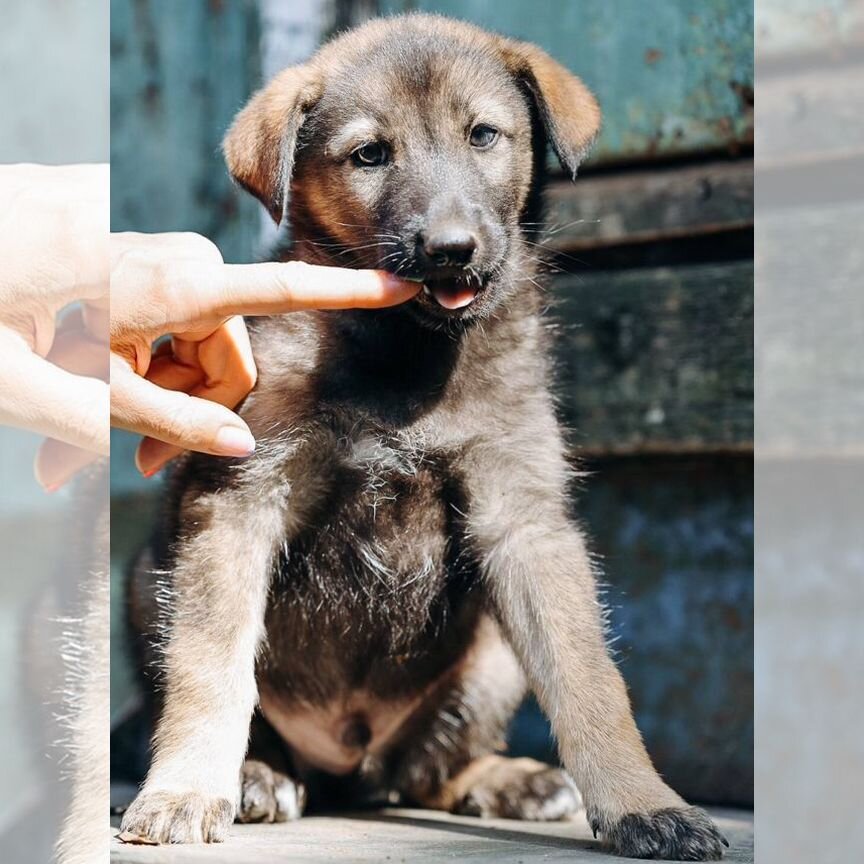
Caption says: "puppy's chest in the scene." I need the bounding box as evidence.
[266,426,478,664]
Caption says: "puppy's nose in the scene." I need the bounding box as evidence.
[420,227,477,268]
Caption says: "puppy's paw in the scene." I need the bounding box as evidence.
[118,790,233,844]
[596,806,728,861]
[237,759,306,823]
[453,756,581,821]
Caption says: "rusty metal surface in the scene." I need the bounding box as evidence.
[378,0,754,164]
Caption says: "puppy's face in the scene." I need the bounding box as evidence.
[225,16,601,326]
[297,51,532,322]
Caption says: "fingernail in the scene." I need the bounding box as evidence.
[142,466,162,479]
[37,471,70,493]
[213,426,256,457]
[134,450,155,478]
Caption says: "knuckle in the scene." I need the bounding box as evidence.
[280,259,311,286]
[237,362,258,393]
[177,232,223,264]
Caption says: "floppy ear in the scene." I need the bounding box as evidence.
[499,39,601,178]
[223,65,322,223]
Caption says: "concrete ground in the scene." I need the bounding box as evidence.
[111,807,753,864]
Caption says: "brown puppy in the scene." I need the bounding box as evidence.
[121,15,726,859]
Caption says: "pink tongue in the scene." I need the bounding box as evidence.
[429,284,478,310]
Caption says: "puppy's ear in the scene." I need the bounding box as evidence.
[499,39,601,178]
[223,65,322,223]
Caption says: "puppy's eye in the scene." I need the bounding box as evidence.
[469,124,499,149]
[351,142,389,167]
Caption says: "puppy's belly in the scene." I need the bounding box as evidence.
[259,687,426,775]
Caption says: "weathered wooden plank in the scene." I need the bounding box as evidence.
[550,262,753,454]
[543,160,752,252]
[377,0,754,164]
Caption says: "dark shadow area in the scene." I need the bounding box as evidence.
[344,810,598,853]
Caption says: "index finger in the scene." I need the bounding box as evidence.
[212,261,420,318]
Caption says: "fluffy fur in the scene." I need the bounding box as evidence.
[121,15,726,860]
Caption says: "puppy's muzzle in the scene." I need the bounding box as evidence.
[417,225,478,268]
[409,222,489,312]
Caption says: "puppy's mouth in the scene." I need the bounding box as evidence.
[415,273,487,312]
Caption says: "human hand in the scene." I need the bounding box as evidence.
[111,232,419,476]
[0,164,109,491]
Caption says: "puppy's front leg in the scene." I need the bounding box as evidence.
[120,484,288,845]
[464,435,727,860]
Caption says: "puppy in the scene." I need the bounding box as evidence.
[121,15,727,859]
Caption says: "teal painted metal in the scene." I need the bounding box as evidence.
[378,0,754,164]
[110,0,267,499]
[110,0,262,262]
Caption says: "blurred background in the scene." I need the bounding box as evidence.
[756,2,864,862]
[110,0,754,811]
[0,2,108,861]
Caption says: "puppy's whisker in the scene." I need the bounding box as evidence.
[336,242,398,257]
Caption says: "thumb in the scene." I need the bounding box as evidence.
[0,329,109,455]
[110,356,255,466]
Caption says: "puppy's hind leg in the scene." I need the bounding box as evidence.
[238,760,306,825]
[237,713,307,825]
[392,617,581,822]
[120,486,289,845]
